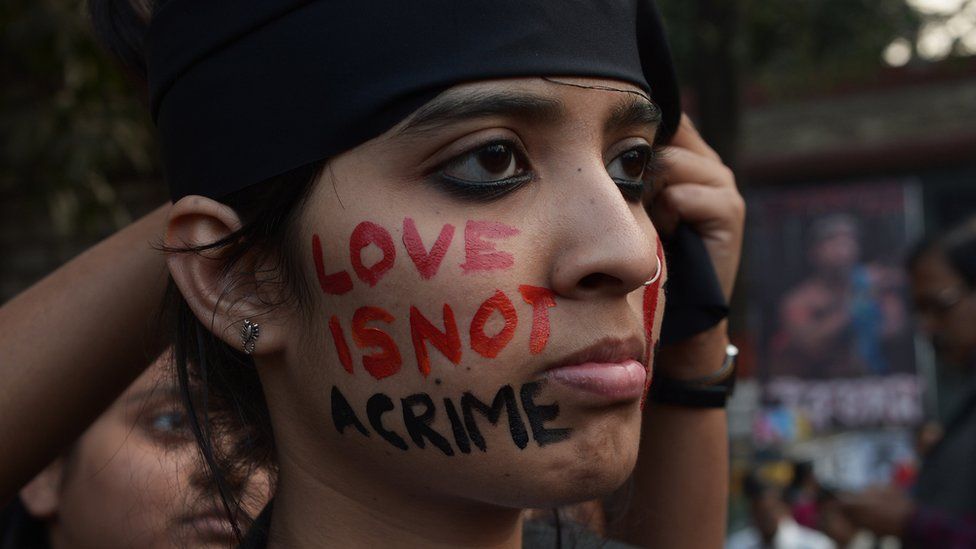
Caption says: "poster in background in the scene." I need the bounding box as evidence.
[744,180,924,438]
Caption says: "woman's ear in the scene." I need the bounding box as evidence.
[19,461,63,519]
[165,195,288,356]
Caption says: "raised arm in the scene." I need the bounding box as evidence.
[612,115,744,548]
[0,204,170,502]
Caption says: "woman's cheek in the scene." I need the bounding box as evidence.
[56,422,182,548]
[302,215,572,458]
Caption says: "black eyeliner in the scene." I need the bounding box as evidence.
[614,179,645,202]
[427,138,533,202]
[434,173,533,202]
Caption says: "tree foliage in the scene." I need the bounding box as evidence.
[1,0,156,234]
[660,0,921,97]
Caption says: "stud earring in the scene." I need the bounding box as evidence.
[240,319,260,354]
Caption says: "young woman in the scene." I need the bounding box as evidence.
[2,1,745,547]
[6,353,271,548]
[842,218,976,546]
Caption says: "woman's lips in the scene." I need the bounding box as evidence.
[545,359,648,402]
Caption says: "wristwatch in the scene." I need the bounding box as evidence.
[649,344,738,408]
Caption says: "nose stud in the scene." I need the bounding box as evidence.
[642,255,662,287]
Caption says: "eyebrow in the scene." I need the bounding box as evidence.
[604,96,662,135]
[394,90,565,138]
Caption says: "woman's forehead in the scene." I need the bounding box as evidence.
[390,77,659,137]
[447,77,648,97]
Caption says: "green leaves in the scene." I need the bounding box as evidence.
[1,0,158,234]
[658,0,922,97]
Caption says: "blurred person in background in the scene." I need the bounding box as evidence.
[912,420,944,462]
[842,216,976,547]
[771,214,905,378]
[818,491,899,549]
[0,352,271,548]
[727,471,835,549]
[890,420,945,491]
[786,461,823,530]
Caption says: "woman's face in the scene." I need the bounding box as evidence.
[263,77,665,509]
[911,250,976,366]
[26,357,271,548]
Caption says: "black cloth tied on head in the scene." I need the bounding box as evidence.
[147,0,680,200]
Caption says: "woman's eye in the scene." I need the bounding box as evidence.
[607,146,656,202]
[146,410,192,442]
[607,147,650,184]
[438,141,531,195]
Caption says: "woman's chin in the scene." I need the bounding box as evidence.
[482,418,642,509]
[549,444,639,504]
[495,459,638,510]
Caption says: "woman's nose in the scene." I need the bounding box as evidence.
[546,165,661,300]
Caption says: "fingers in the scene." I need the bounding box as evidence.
[643,137,736,216]
[653,129,742,226]
[669,114,722,163]
[647,112,745,300]
[657,183,745,230]
[658,147,735,190]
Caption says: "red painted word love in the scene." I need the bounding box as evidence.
[312,218,519,293]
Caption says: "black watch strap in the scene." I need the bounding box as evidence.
[649,344,738,408]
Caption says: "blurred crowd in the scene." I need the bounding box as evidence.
[728,217,976,548]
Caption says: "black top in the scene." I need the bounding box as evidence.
[0,498,48,549]
[239,502,640,549]
[913,373,976,515]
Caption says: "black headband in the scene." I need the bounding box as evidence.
[147,0,681,200]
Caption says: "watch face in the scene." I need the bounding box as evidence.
[724,345,738,394]
[727,344,739,358]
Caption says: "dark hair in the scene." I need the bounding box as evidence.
[88,0,153,82]
[89,0,325,540]
[743,470,780,502]
[907,216,976,288]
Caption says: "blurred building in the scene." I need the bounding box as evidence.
[726,56,976,529]
[739,58,976,232]
[730,53,976,520]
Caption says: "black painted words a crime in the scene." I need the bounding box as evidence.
[331,381,571,455]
